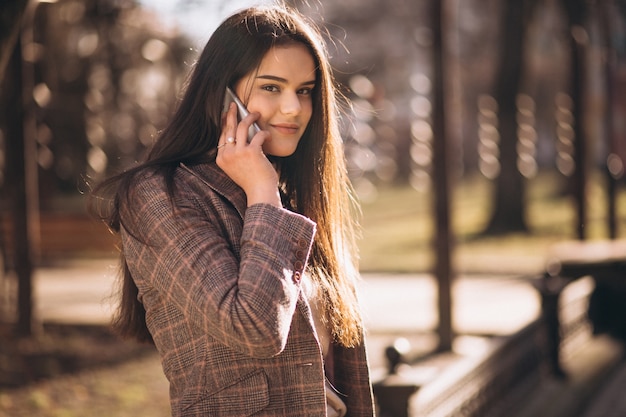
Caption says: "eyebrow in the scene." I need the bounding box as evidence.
[256,75,316,85]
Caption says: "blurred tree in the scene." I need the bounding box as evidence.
[2,36,38,336]
[597,0,626,238]
[0,0,192,336]
[562,0,589,240]
[0,0,29,80]
[598,0,618,238]
[484,0,540,235]
[32,0,191,206]
[449,0,501,176]
[431,0,454,352]
[1,0,44,337]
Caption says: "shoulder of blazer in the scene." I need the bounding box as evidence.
[179,162,247,219]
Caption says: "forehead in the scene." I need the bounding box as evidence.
[256,43,317,81]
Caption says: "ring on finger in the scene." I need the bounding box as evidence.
[217,137,235,149]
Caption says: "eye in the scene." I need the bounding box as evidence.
[298,86,315,96]
[261,85,280,93]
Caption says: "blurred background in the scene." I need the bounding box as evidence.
[0,0,625,416]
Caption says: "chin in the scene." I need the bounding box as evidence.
[263,144,299,157]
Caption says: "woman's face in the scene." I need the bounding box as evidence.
[234,43,316,157]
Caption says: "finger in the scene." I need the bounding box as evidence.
[226,103,238,137]
[217,135,235,150]
[237,112,262,145]
[219,103,238,149]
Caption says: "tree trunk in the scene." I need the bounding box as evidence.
[562,0,589,240]
[484,0,531,234]
[3,36,39,337]
[598,0,619,239]
[0,0,29,81]
[431,0,454,352]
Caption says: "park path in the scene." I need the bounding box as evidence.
[32,259,540,370]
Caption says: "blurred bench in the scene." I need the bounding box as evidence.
[542,239,626,374]
[409,320,546,417]
[372,239,626,417]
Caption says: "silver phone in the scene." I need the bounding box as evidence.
[223,87,261,142]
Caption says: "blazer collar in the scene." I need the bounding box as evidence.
[179,162,247,219]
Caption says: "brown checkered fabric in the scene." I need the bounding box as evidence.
[120,162,374,416]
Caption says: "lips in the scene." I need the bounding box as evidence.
[271,123,300,135]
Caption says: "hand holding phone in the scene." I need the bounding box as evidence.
[219,87,279,208]
[223,87,261,143]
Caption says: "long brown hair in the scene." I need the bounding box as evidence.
[90,3,363,347]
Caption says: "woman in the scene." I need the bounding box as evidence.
[92,4,374,416]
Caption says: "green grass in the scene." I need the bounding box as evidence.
[357,171,626,274]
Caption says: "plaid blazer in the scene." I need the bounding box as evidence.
[120,162,375,417]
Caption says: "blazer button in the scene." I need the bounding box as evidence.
[294,261,304,271]
[295,249,305,259]
[293,271,302,283]
[298,239,308,248]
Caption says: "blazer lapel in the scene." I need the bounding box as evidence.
[179,162,247,219]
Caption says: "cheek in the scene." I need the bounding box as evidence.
[246,97,273,121]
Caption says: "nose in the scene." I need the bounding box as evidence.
[280,91,301,116]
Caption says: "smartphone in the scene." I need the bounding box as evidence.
[223,87,261,143]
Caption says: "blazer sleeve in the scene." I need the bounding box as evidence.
[121,171,316,358]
